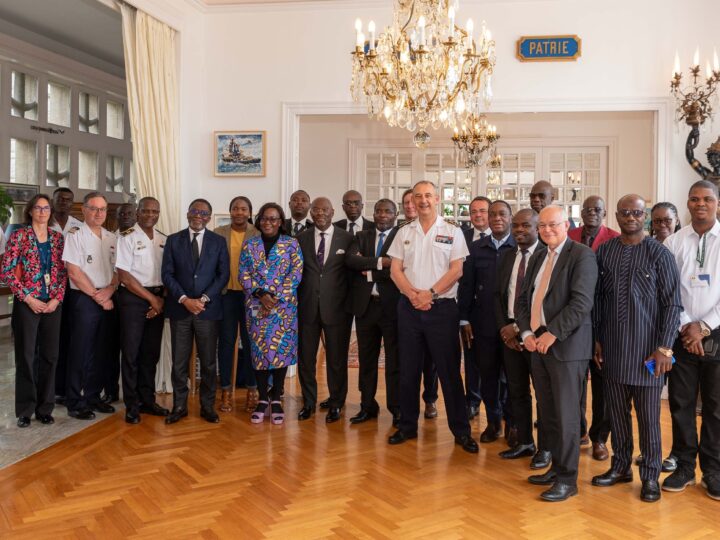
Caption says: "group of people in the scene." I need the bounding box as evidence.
[3,178,719,504]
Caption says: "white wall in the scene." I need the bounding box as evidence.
[129,0,719,222]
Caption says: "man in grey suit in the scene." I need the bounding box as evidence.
[516,205,597,501]
[296,197,354,423]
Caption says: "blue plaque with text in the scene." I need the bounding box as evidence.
[517,35,582,62]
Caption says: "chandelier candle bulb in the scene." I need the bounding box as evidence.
[466,18,474,49]
[714,47,719,72]
[368,21,376,50]
[357,32,365,50]
[673,51,681,77]
[418,16,426,47]
[707,60,713,79]
[693,47,700,68]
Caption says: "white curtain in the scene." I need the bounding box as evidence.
[119,2,181,392]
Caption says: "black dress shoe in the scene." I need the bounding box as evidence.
[455,435,479,454]
[165,408,188,424]
[36,414,54,425]
[528,470,557,485]
[530,450,552,470]
[641,480,661,502]
[506,427,519,448]
[55,395,66,406]
[468,404,479,419]
[350,409,378,424]
[140,403,170,416]
[17,416,31,428]
[298,406,314,420]
[388,430,417,445]
[540,482,578,502]
[125,409,141,424]
[101,393,120,404]
[480,422,502,443]
[91,402,116,414]
[500,443,537,459]
[392,412,401,428]
[68,408,96,420]
[326,407,341,424]
[592,468,633,487]
[319,398,330,410]
[200,409,220,423]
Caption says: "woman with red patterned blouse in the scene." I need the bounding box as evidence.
[1,194,67,428]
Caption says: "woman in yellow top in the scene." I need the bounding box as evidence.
[214,196,260,412]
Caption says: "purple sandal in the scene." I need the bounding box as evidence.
[251,401,269,423]
[270,401,284,425]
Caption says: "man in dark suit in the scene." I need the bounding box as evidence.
[495,209,551,469]
[516,205,597,501]
[346,199,401,425]
[334,190,375,234]
[458,200,516,443]
[461,196,492,418]
[285,189,313,236]
[297,197,354,423]
[161,198,229,424]
[529,180,576,230]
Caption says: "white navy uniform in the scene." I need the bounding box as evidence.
[387,216,472,438]
[115,227,167,412]
[61,223,117,414]
[50,215,84,237]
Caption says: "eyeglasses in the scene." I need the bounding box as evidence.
[652,217,675,226]
[618,209,645,218]
[259,217,281,223]
[85,206,108,214]
[538,222,564,230]
[32,205,51,213]
[581,207,603,214]
[188,209,211,218]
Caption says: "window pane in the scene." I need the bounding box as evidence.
[79,92,99,134]
[10,138,38,184]
[106,155,124,192]
[11,71,39,120]
[106,100,124,139]
[48,82,71,127]
[79,150,98,189]
[46,144,70,187]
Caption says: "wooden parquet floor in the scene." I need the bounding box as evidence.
[0,369,718,539]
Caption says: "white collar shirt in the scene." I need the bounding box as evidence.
[490,232,511,250]
[314,225,335,265]
[115,227,166,287]
[61,222,116,289]
[387,216,469,298]
[188,227,206,255]
[347,216,364,235]
[507,240,540,319]
[473,227,492,242]
[664,221,720,328]
[50,215,83,237]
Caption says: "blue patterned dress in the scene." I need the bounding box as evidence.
[240,235,303,370]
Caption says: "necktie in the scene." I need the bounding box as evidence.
[530,249,555,332]
[376,231,386,257]
[191,232,200,266]
[317,232,326,269]
[293,222,302,236]
[349,222,356,235]
[514,249,529,304]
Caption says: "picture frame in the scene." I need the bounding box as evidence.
[214,130,266,177]
[0,182,39,203]
[213,214,232,229]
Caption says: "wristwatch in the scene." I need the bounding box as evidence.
[657,346,673,357]
[429,287,439,301]
[512,323,520,336]
[699,320,712,337]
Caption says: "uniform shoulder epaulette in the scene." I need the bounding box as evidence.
[120,227,135,237]
[398,218,415,229]
[68,226,80,234]
[443,217,460,227]
[155,229,167,237]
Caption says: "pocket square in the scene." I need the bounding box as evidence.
[336,249,345,255]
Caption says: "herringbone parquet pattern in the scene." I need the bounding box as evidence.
[0,370,718,539]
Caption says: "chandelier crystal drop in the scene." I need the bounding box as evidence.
[351,0,496,146]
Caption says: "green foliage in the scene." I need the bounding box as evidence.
[0,185,14,224]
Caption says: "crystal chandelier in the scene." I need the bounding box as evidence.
[670,47,720,126]
[351,0,496,147]
[451,114,500,169]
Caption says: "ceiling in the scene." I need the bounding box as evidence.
[0,0,124,77]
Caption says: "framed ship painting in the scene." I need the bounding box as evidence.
[214,130,266,177]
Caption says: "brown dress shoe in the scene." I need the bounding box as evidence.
[592,442,609,461]
[219,390,232,413]
[424,402,438,419]
[245,388,259,412]
[580,434,591,447]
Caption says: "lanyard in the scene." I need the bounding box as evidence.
[697,233,707,269]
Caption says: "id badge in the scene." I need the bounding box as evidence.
[690,274,710,288]
[44,273,51,288]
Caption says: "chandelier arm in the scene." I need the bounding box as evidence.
[399,1,416,35]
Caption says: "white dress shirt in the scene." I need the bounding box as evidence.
[346,216,366,235]
[188,227,206,255]
[314,225,335,265]
[62,222,116,289]
[507,240,540,319]
[665,220,720,328]
[472,226,492,242]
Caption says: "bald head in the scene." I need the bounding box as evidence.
[538,206,569,249]
[530,181,554,213]
[310,197,334,231]
[616,194,646,239]
[342,190,363,221]
[617,194,645,211]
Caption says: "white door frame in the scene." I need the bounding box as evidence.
[281,97,672,208]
